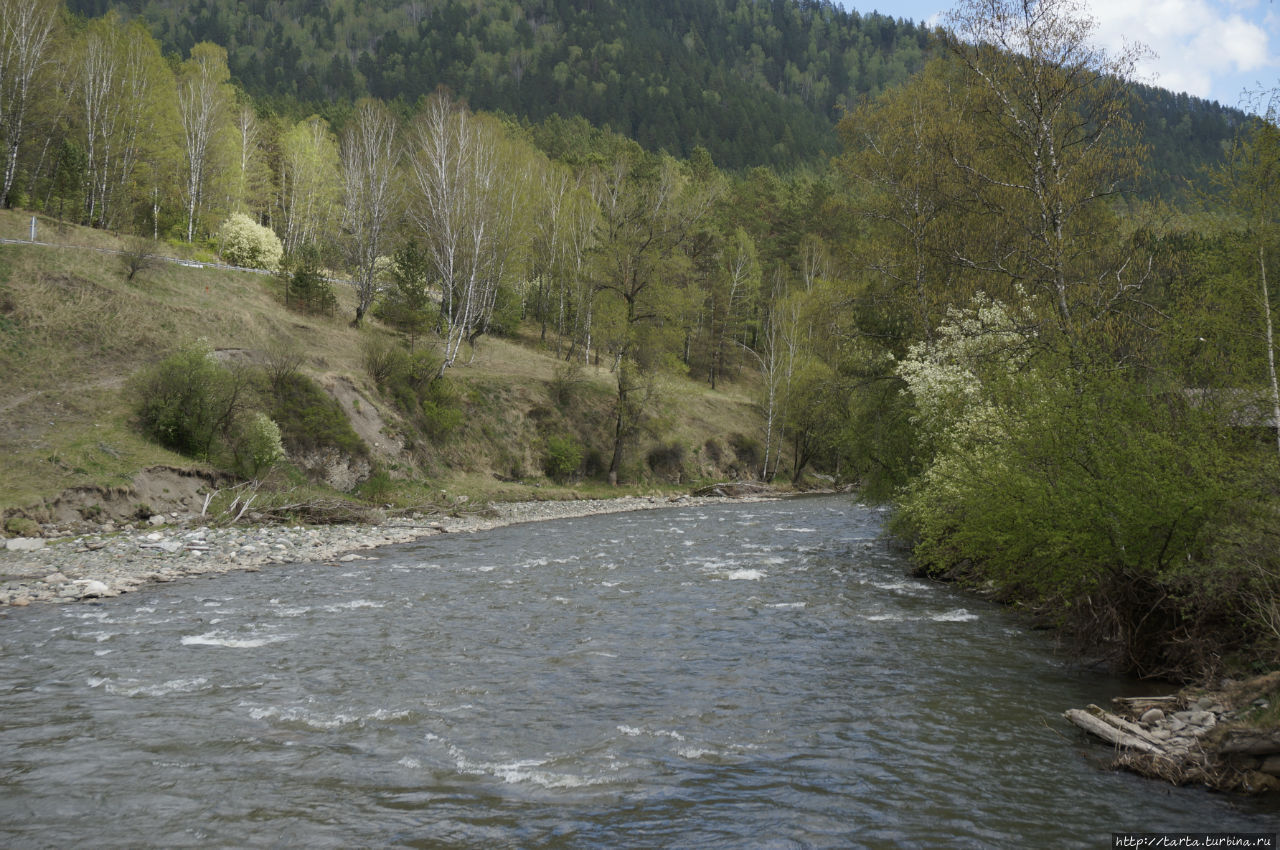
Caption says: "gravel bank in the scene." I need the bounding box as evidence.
[0,494,770,607]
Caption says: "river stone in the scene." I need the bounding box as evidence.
[1140,708,1165,724]
[6,537,46,552]
[147,514,167,526]
[74,580,111,598]
[1189,711,1216,728]
[42,572,68,584]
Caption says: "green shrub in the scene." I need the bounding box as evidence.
[268,373,366,458]
[233,412,285,479]
[375,242,435,348]
[355,468,395,503]
[362,335,407,386]
[365,340,462,441]
[420,379,464,440]
[544,434,584,482]
[647,442,686,480]
[218,213,283,270]
[728,432,762,472]
[487,283,523,338]
[280,248,336,315]
[132,345,247,460]
[3,516,40,537]
[549,360,585,408]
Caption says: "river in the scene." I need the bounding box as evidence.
[1,495,1275,847]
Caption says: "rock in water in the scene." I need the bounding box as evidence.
[73,580,111,598]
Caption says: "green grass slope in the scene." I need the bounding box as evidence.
[0,210,763,521]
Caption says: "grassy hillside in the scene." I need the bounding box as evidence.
[0,210,763,520]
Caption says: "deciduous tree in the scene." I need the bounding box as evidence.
[0,0,59,207]
[340,99,399,325]
[177,42,232,242]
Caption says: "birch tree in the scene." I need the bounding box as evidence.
[407,92,522,373]
[78,14,171,230]
[943,0,1146,333]
[0,0,59,207]
[278,115,340,256]
[709,226,759,389]
[340,99,399,324]
[1215,90,1280,457]
[177,43,231,242]
[229,101,272,218]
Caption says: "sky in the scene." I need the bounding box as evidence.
[842,0,1279,110]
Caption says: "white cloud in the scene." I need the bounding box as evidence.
[1086,0,1276,99]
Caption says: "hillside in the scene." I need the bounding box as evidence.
[0,210,763,527]
[64,0,1248,191]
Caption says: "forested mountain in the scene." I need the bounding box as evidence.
[63,0,928,169]
[65,0,1249,188]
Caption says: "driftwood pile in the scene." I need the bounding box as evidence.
[1064,673,1280,793]
[692,482,775,498]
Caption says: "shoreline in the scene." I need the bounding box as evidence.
[0,493,775,607]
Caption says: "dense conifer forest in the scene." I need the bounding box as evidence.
[64,0,1247,188]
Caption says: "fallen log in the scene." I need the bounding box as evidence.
[1218,731,1280,756]
[1064,707,1165,755]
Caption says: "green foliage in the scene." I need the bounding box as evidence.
[354,468,395,503]
[646,442,686,481]
[267,372,366,458]
[364,338,463,441]
[376,242,435,349]
[131,344,247,460]
[279,247,336,315]
[218,212,284,270]
[419,380,464,441]
[727,432,762,475]
[548,360,585,409]
[543,433,584,482]
[232,411,284,478]
[3,516,40,537]
[893,326,1272,678]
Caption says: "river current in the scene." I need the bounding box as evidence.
[1,495,1276,847]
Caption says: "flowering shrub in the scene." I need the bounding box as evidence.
[218,213,284,271]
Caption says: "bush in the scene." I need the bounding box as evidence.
[365,339,463,442]
[233,412,284,478]
[362,335,409,387]
[549,360,585,408]
[728,432,762,472]
[120,236,159,282]
[544,434,584,482]
[268,372,366,458]
[132,345,247,460]
[3,516,40,537]
[218,213,283,271]
[420,379,464,440]
[647,442,686,480]
[376,242,435,348]
[280,248,336,315]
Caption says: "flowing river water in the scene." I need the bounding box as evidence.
[1,495,1277,847]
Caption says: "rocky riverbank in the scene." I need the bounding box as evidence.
[1066,672,1280,794]
[0,493,769,607]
